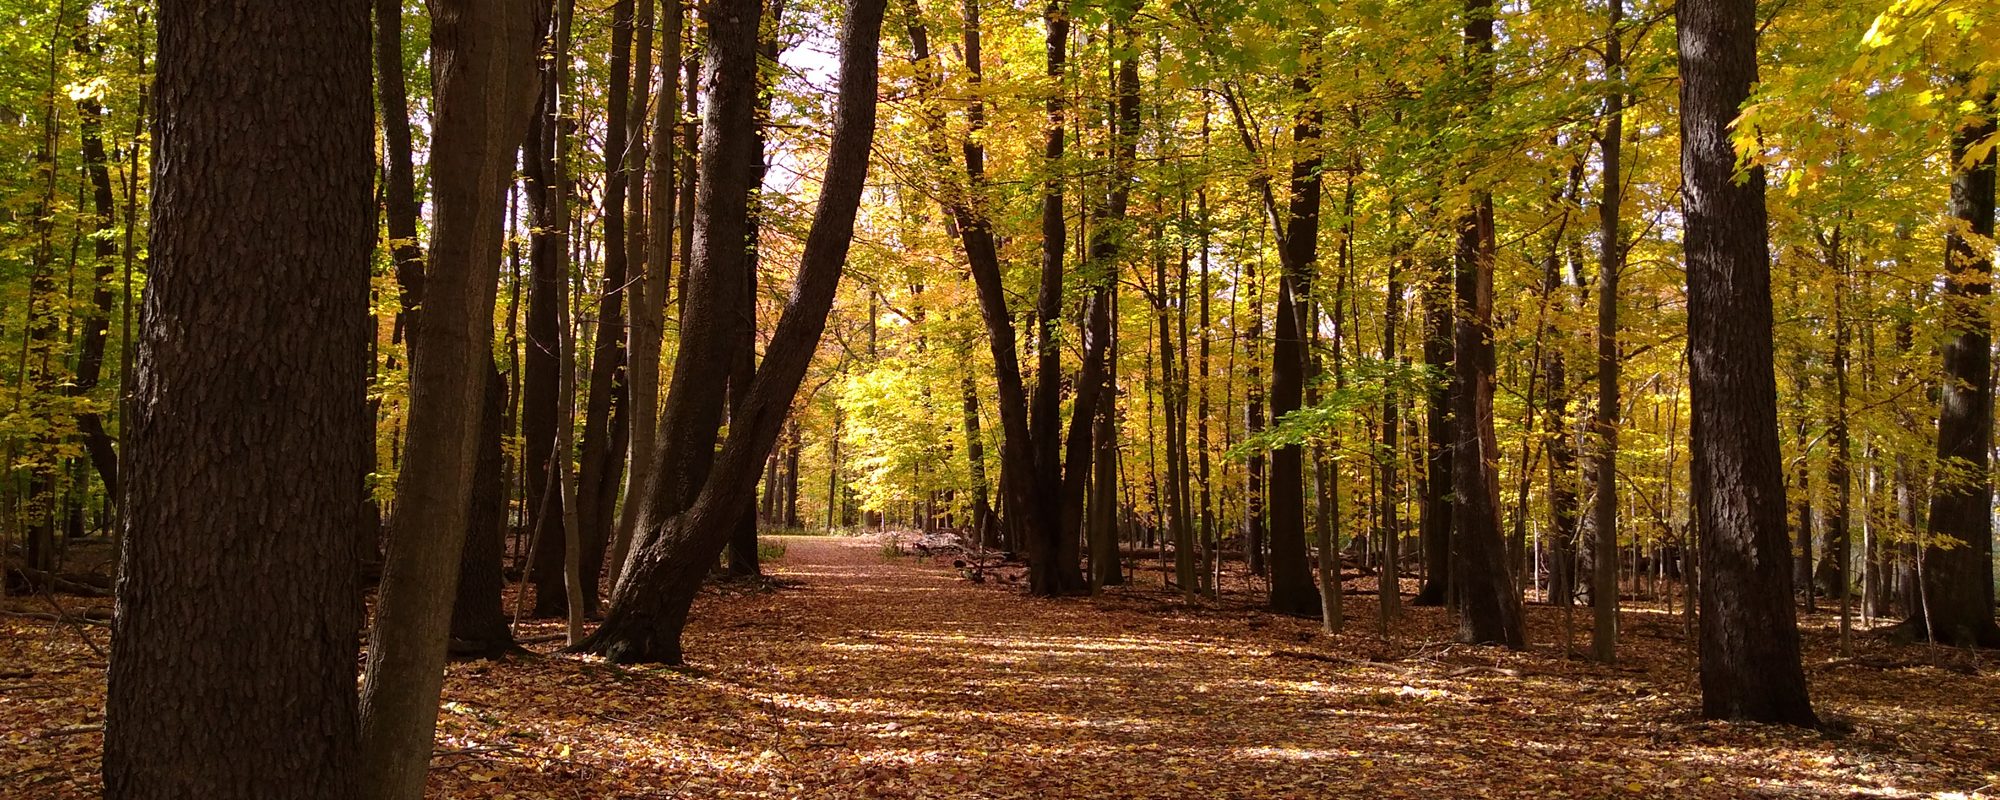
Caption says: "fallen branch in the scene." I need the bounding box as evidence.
[1266,649,1353,665]
[1443,665,1528,679]
[1815,655,1979,676]
[39,723,104,738]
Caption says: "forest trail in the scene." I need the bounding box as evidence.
[5,533,1998,798]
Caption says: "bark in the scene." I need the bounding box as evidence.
[450,358,520,658]
[1681,0,1818,725]
[1592,0,1623,662]
[612,0,685,585]
[577,0,883,662]
[1413,246,1453,606]
[103,0,374,794]
[1905,97,2000,646]
[357,0,542,795]
[1449,0,1523,648]
[525,0,576,618]
[576,0,637,611]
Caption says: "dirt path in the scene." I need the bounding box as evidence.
[5,533,1997,798]
[434,534,1997,799]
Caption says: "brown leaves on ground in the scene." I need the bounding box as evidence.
[5,535,1999,798]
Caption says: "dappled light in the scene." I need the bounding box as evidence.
[14,534,1995,798]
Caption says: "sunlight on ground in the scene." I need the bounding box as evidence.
[4,532,1997,799]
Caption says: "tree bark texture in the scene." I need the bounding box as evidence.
[1681,0,1818,725]
[104,0,374,795]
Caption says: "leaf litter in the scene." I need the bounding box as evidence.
[4,533,1998,798]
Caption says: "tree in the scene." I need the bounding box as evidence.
[1905,93,1999,647]
[1681,0,1818,726]
[578,0,886,663]
[611,0,687,585]
[1591,0,1626,663]
[355,0,543,795]
[1450,0,1525,648]
[102,0,374,795]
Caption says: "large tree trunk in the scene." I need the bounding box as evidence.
[1448,0,1523,648]
[1265,90,1325,617]
[1681,0,1818,726]
[103,0,374,794]
[1906,97,2000,646]
[577,0,884,663]
[357,0,542,796]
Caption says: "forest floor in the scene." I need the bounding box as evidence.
[5,533,2000,799]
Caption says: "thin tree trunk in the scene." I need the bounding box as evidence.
[1592,0,1623,662]
[1413,244,1453,606]
[525,0,577,618]
[357,0,542,795]
[613,0,682,589]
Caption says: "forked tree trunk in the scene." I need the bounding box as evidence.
[611,0,684,587]
[104,0,374,795]
[577,0,884,663]
[1681,0,1818,726]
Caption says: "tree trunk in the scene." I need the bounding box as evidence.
[525,0,577,618]
[1380,246,1405,626]
[577,0,883,662]
[377,0,423,341]
[104,0,374,794]
[612,0,683,590]
[576,0,637,611]
[1413,246,1453,606]
[357,0,542,795]
[1592,0,1623,662]
[1449,0,1522,648]
[450,358,520,658]
[1246,251,1267,578]
[71,84,121,500]
[1681,0,1818,725]
[961,372,998,549]
[1905,97,2000,646]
